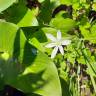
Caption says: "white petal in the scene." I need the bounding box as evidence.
[57,30,61,40]
[51,46,58,59]
[46,33,56,41]
[62,40,71,45]
[45,43,56,48]
[58,46,64,55]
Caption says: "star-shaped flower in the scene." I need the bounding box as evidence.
[45,30,71,59]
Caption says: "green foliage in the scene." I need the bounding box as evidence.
[50,17,76,32]
[0,0,16,12]
[0,20,61,96]
[0,0,96,96]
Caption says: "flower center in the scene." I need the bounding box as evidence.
[56,41,61,46]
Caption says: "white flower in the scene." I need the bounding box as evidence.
[45,30,71,59]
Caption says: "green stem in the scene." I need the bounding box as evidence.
[77,65,80,96]
[90,75,96,93]
[82,49,96,93]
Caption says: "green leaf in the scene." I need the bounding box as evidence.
[29,38,45,52]
[0,21,62,96]
[0,50,62,96]
[0,0,16,13]
[37,0,59,24]
[0,0,38,27]
[60,0,72,5]
[80,23,96,44]
[50,17,76,32]
[18,8,39,27]
[60,0,78,5]
[0,20,18,55]
[0,79,4,90]
[77,56,86,64]
[93,0,96,2]
[22,27,47,52]
[92,3,96,11]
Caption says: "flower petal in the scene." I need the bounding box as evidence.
[62,40,71,45]
[51,46,58,58]
[45,43,56,48]
[57,30,61,40]
[46,33,56,41]
[58,46,64,55]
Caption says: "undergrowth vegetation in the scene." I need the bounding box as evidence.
[0,0,96,96]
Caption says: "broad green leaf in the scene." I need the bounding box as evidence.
[22,27,47,52]
[0,0,16,13]
[0,21,62,96]
[0,50,62,96]
[0,0,38,27]
[50,17,76,32]
[18,8,39,27]
[29,38,45,52]
[0,19,18,55]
